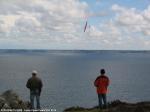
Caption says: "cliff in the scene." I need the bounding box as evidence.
[64,100,150,112]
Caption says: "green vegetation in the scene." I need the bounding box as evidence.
[64,100,150,112]
[64,106,102,112]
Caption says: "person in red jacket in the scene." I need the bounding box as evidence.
[94,69,110,109]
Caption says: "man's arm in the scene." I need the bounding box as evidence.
[39,79,43,96]
[39,79,43,88]
[94,77,99,87]
[26,79,30,89]
[107,77,110,87]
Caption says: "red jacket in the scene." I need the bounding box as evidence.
[94,75,109,94]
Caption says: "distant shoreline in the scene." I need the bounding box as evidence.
[0,49,150,54]
[0,49,150,51]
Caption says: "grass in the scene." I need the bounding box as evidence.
[63,106,104,112]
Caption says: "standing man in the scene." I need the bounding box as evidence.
[26,70,43,109]
[94,69,110,109]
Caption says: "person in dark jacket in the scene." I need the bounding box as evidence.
[26,70,43,109]
[94,69,110,109]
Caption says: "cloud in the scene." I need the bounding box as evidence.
[112,4,150,36]
[0,0,90,49]
[0,15,19,32]
[0,0,150,50]
[104,4,150,49]
[0,0,88,33]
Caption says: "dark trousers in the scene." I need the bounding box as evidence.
[98,94,107,109]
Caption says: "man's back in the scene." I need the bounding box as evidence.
[94,75,109,94]
[26,76,43,91]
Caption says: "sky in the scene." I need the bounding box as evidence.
[0,0,150,50]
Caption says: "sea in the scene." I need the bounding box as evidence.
[0,50,150,111]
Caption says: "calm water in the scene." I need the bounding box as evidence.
[0,50,150,111]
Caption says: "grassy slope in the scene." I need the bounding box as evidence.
[64,100,150,112]
[64,106,104,112]
[64,109,102,112]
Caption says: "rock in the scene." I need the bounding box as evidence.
[22,101,32,109]
[0,97,6,108]
[2,90,20,102]
[0,90,30,110]
[2,103,11,109]
[9,100,19,109]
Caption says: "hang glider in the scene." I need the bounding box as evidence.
[84,21,88,32]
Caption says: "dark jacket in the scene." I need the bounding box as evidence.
[26,76,43,94]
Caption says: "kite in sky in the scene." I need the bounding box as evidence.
[84,21,88,32]
[83,13,106,32]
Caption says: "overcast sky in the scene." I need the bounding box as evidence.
[0,0,150,50]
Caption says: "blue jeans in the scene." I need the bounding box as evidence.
[30,90,40,109]
[98,94,107,109]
